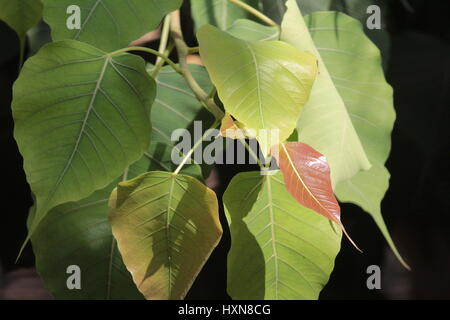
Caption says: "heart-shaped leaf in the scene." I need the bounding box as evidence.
[42,0,183,51]
[198,24,318,155]
[13,40,155,238]
[224,171,341,299]
[109,171,222,300]
[303,11,406,268]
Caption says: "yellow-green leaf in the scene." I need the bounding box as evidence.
[109,171,222,300]
[198,24,318,155]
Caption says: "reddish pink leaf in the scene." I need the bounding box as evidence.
[274,142,360,250]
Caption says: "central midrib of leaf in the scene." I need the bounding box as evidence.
[280,144,331,218]
[166,176,176,298]
[265,175,279,299]
[43,56,110,212]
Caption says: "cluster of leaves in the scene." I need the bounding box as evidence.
[1,0,404,300]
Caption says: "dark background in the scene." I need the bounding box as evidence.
[0,0,449,300]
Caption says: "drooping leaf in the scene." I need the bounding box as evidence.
[226,19,279,41]
[42,0,183,51]
[109,171,222,300]
[224,171,341,299]
[0,0,43,39]
[198,24,318,155]
[303,12,406,268]
[275,142,358,248]
[281,0,371,185]
[191,0,259,31]
[276,142,340,223]
[13,40,155,238]
[30,179,143,300]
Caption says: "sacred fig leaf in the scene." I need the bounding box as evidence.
[30,179,143,300]
[0,0,43,39]
[198,24,318,156]
[303,12,406,268]
[281,0,371,184]
[191,0,259,31]
[109,171,222,300]
[226,19,279,41]
[274,142,358,249]
[42,0,183,51]
[276,142,340,223]
[224,171,341,300]
[12,40,155,238]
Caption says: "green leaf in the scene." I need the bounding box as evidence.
[191,0,259,30]
[109,171,222,300]
[281,0,371,184]
[42,0,183,51]
[226,19,279,41]
[0,0,43,38]
[303,12,407,268]
[198,25,318,155]
[224,171,341,300]
[30,179,144,300]
[12,40,155,238]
